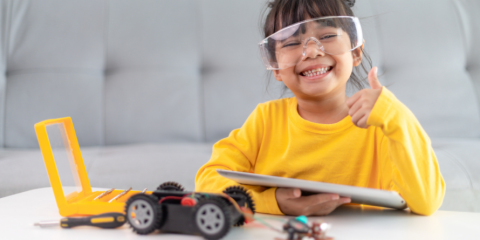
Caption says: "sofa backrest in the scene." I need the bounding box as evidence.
[1,0,480,148]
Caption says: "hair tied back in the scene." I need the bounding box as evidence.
[345,0,355,8]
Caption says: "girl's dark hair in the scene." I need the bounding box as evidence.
[261,0,372,94]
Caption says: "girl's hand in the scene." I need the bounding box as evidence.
[275,188,351,216]
[346,67,383,128]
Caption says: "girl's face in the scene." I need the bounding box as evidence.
[272,21,363,100]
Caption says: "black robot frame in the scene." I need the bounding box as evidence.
[124,182,256,240]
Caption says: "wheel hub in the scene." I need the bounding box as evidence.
[196,203,225,235]
[128,199,154,229]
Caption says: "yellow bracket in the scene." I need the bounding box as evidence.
[35,117,149,217]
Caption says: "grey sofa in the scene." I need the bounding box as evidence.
[1,0,479,213]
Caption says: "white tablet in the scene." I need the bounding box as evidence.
[217,169,407,210]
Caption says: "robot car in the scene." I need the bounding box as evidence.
[124,182,255,240]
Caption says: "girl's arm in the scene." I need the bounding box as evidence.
[348,68,445,215]
[195,104,283,215]
[367,87,445,216]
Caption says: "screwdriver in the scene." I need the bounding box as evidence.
[34,212,126,229]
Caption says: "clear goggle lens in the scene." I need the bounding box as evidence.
[259,16,363,70]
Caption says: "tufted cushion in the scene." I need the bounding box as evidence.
[1,0,203,148]
[104,0,203,145]
[200,0,285,141]
[1,0,480,147]
[4,0,106,148]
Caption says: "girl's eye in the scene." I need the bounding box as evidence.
[282,42,300,48]
[320,35,337,40]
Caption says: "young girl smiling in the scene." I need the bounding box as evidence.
[196,0,445,216]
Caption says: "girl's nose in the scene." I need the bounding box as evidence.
[302,37,325,60]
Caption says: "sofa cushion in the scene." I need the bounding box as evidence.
[0,143,212,198]
[2,139,479,213]
[105,0,203,145]
[432,138,480,212]
[1,0,204,147]
[454,0,480,106]
[4,0,106,148]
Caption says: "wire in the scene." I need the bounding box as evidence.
[252,216,284,233]
[158,196,183,204]
[220,193,284,233]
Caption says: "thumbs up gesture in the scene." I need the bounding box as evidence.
[346,67,383,128]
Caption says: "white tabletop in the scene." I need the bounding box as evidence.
[1,187,479,240]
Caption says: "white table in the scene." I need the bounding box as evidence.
[1,188,479,240]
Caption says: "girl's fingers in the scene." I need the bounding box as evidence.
[338,197,351,206]
[294,193,339,207]
[282,194,349,216]
[311,197,351,216]
[310,200,340,216]
[348,99,363,117]
[277,188,301,199]
[351,109,367,126]
[368,67,382,90]
[356,114,370,128]
[346,91,362,108]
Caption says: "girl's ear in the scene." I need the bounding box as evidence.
[352,40,365,67]
[273,70,283,82]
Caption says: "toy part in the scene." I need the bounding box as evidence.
[125,194,163,235]
[194,198,231,239]
[108,187,132,203]
[93,188,115,201]
[124,183,255,240]
[278,219,333,240]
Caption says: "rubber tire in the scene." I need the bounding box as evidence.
[223,186,256,226]
[157,181,185,192]
[193,198,231,240]
[125,193,163,235]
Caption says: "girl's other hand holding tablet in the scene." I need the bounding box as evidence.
[346,67,383,128]
[276,188,351,216]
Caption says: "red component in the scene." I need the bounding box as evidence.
[181,197,197,206]
[158,196,183,204]
[240,206,254,223]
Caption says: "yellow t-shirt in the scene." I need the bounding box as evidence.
[195,87,445,216]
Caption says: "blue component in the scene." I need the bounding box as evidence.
[295,215,308,224]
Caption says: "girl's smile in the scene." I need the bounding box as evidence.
[298,64,334,81]
[275,48,355,100]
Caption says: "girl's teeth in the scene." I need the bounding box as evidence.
[303,67,330,76]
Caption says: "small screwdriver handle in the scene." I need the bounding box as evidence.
[60,212,125,229]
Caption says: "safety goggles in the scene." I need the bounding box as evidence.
[259,16,363,70]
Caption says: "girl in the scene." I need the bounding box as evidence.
[195,0,445,216]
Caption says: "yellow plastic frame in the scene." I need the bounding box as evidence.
[35,117,148,217]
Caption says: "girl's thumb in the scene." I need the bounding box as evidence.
[290,188,301,198]
[368,67,382,89]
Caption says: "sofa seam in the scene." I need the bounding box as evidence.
[451,0,470,65]
[2,0,13,148]
[197,0,206,143]
[102,0,109,147]
[441,149,474,191]
[5,68,105,75]
[451,0,480,137]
